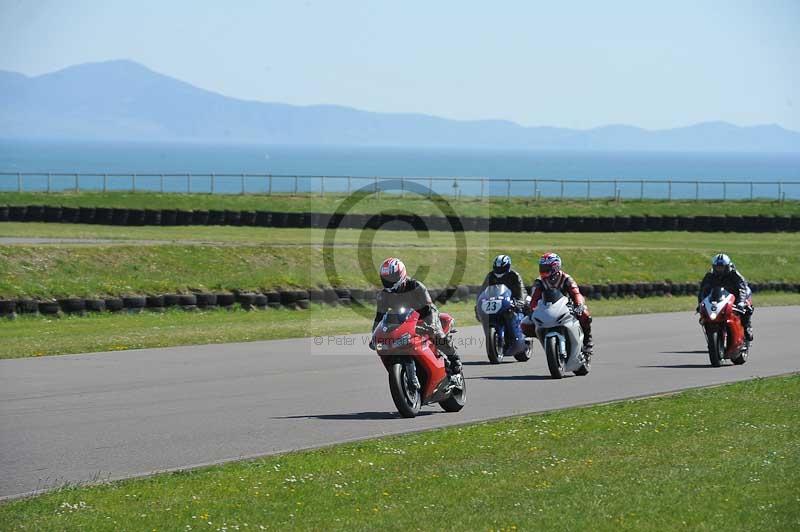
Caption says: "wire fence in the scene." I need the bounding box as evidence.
[1,172,798,201]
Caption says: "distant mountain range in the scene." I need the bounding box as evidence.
[2,60,799,152]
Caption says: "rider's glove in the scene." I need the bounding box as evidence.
[736,301,747,313]
[574,304,586,316]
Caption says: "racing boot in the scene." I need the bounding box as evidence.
[742,315,754,342]
[438,335,462,374]
[581,333,594,356]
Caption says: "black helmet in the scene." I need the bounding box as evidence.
[493,254,511,277]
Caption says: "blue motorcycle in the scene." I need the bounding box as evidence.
[476,284,532,364]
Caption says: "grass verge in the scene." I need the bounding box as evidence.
[1,227,799,297]
[2,191,799,217]
[3,293,799,360]
[1,374,797,530]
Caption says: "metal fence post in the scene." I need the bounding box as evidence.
[533,179,538,200]
[268,174,272,195]
[17,172,21,192]
[132,173,137,193]
[211,173,215,194]
[74,173,79,192]
[695,181,699,200]
[47,172,51,193]
[561,180,565,199]
[779,181,784,201]
[506,179,511,200]
[321,176,325,197]
[750,182,754,200]
[160,174,164,193]
[188,173,192,194]
[723,182,727,200]
[668,180,672,201]
[640,180,644,200]
[586,180,591,200]
[480,178,485,201]
[103,173,108,193]
[241,173,245,195]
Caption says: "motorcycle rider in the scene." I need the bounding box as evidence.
[527,252,593,355]
[370,257,463,374]
[475,254,528,319]
[698,253,754,341]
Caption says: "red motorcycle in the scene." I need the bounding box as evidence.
[373,307,466,418]
[698,287,750,367]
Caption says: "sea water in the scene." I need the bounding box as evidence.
[1,139,798,199]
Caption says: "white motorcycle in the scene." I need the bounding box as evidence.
[530,288,590,378]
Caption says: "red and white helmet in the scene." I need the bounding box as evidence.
[380,257,407,291]
[539,252,562,285]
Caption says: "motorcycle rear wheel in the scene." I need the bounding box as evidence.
[514,339,532,362]
[707,330,724,367]
[545,336,565,379]
[388,362,421,418]
[439,374,467,412]
[486,327,504,364]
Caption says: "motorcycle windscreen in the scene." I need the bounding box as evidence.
[480,284,511,299]
[381,307,415,332]
[710,286,730,302]
[542,288,565,304]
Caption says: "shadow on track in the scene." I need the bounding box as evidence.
[275,411,435,421]
[641,364,712,369]
[659,350,708,355]
[473,374,553,381]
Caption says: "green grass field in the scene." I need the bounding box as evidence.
[2,225,799,298]
[3,191,799,217]
[2,374,797,530]
[3,293,799,359]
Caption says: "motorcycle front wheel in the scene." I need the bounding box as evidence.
[707,329,724,367]
[486,327,504,364]
[388,362,422,418]
[514,339,532,362]
[545,336,565,379]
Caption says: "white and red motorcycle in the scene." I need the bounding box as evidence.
[530,288,590,378]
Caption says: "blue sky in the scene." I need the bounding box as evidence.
[1,0,798,130]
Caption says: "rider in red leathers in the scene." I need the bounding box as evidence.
[528,252,593,355]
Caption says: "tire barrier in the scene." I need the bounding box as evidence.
[79,207,96,224]
[4,205,796,232]
[111,208,129,226]
[195,293,218,308]
[144,209,162,226]
[2,281,798,318]
[45,206,62,223]
[94,207,113,225]
[61,207,80,224]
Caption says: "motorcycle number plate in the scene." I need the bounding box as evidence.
[482,299,502,314]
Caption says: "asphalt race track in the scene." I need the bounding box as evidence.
[1,307,798,499]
